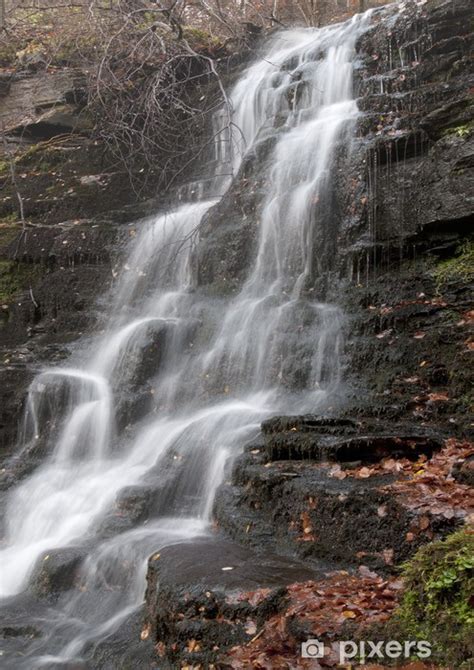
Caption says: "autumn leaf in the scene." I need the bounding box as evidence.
[342,609,357,619]
[418,515,430,530]
[427,392,449,402]
[140,623,151,641]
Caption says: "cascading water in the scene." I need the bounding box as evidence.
[0,12,373,667]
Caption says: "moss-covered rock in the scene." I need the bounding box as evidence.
[391,528,474,668]
[432,239,474,291]
[0,260,44,306]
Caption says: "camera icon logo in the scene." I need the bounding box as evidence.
[301,639,325,658]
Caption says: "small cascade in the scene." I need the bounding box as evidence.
[0,11,374,667]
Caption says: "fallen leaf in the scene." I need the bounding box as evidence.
[418,515,430,530]
[427,392,449,402]
[140,623,151,641]
[376,329,392,339]
[342,609,357,619]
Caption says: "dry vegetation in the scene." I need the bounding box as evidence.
[0,0,385,196]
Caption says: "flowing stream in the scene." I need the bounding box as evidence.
[0,12,373,667]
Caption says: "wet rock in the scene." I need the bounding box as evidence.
[144,536,320,667]
[261,415,443,462]
[214,417,460,571]
[265,431,444,463]
[0,365,32,457]
[91,609,155,670]
[97,486,155,538]
[29,546,84,600]
[451,455,474,487]
[0,595,45,667]
[193,137,275,294]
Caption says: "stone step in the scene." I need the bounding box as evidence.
[213,436,457,571]
[260,415,443,463]
[143,535,325,669]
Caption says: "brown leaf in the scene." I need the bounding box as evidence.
[427,392,449,402]
[301,511,313,538]
[418,515,430,530]
[329,465,347,480]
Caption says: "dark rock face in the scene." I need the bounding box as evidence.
[141,4,473,665]
[142,536,320,668]
[193,143,270,294]
[0,219,128,460]
[0,77,159,460]
[326,0,474,434]
[0,366,32,455]
[213,422,460,568]
[344,0,473,255]
[261,414,444,462]
[0,69,87,134]
[29,547,84,601]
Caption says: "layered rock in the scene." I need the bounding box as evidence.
[142,3,473,665]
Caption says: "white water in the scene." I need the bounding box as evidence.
[0,13,372,667]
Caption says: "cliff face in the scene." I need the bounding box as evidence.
[209,0,473,548]
[195,0,473,431]
[140,3,473,666]
[340,0,473,429]
[0,69,159,458]
[2,0,470,460]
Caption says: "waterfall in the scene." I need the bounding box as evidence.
[0,12,373,667]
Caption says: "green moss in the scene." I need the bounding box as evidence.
[432,240,474,290]
[183,27,223,50]
[442,121,474,138]
[15,142,64,170]
[0,213,18,224]
[392,529,474,668]
[0,260,44,304]
[0,159,11,175]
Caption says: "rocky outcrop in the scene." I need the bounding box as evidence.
[0,69,87,136]
[142,2,473,666]
[0,70,163,460]
[333,0,473,432]
[340,0,473,263]
[141,536,319,668]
